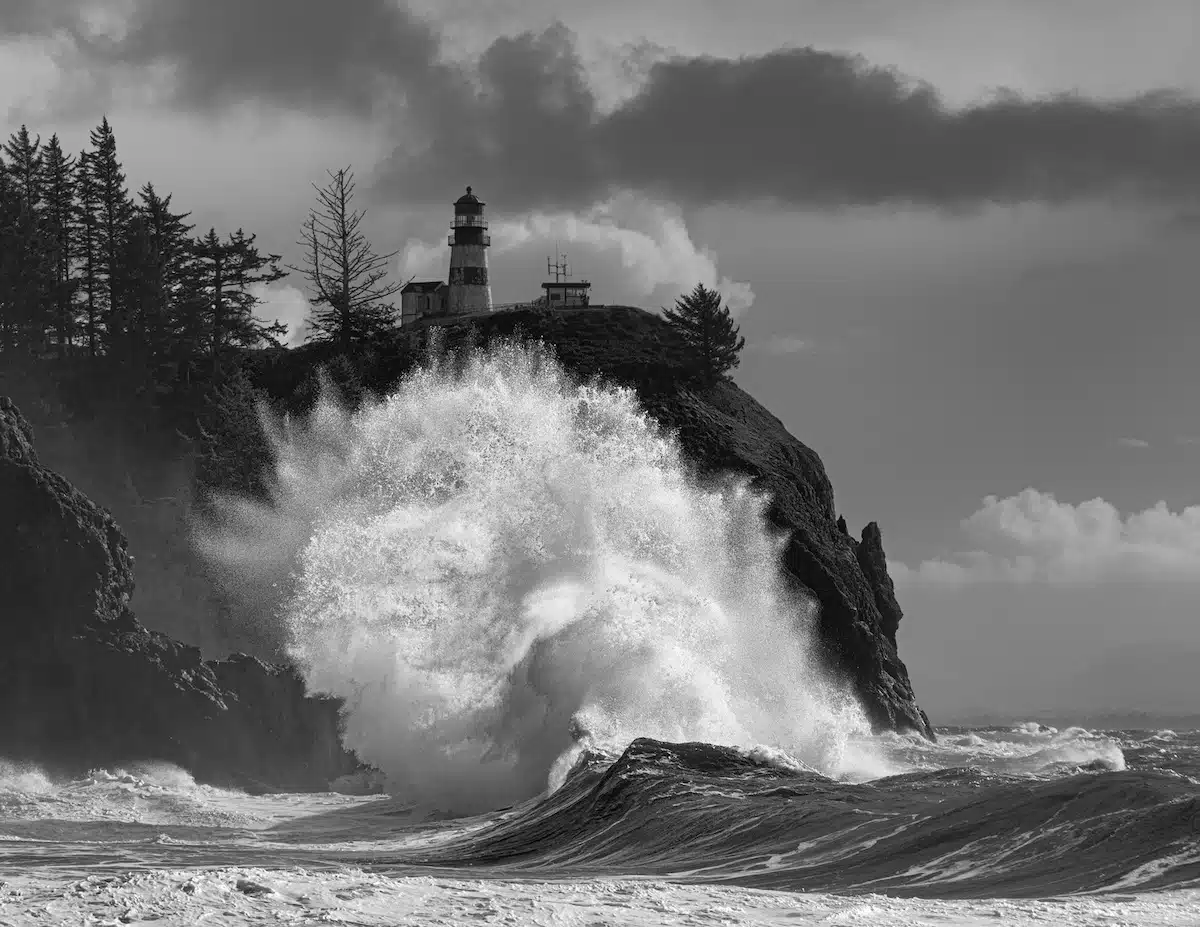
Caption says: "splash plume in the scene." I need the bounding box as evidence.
[198,339,871,811]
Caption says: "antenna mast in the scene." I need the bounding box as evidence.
[547,248,571,283]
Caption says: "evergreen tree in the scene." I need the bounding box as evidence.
[2,126,43,213]
[40,134,77,358]
[661,283,746,387]
[191,227,286,380]
[127,183,197,390]
[0,156,19,352]
[192,362,274,504]
[1,127,52,353]
[73,149,101,358]
[120,212,155,384]
[287,166,400,349]
[87,117,136,361]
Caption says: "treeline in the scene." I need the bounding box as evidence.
[0,118,295,416]
[0,113,746,473]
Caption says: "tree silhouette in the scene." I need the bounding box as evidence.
[287,166,402,349]
[1,126,52,353]
[87,117,136,362]
[662,283,746,386]
[192,228,287,380]
[71,148,106,359]
[130,183,197,388]
[40,135,77,359]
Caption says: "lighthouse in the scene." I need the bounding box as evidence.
[446,186,493,315]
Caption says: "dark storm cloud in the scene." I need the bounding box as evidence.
[11,1,1200,212]
[0,0,85,37]
[599,59,1200,208]
[382,24,606,211]
[380,38,1200,212]
[75,0,461,118]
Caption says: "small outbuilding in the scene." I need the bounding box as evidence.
[400,280,447,326]
[540,280,591,308]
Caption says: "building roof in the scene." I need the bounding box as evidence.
[402,280,446,293]
[454,185,483,206]
[541,280,591,289]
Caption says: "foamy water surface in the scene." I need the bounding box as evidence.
[1,726,1198,925]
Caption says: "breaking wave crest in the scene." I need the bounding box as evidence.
[198,339,873,812]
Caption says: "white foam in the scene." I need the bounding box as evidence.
[0,760,377,828]
[5,868,1196,927]
[0,760,54,798]
[874,724,1128,776]
[197,340,878,813]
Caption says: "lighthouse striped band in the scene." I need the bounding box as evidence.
[449,266,489,286]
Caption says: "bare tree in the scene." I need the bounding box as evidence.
[287,166,404,349]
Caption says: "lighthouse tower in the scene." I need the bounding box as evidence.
[446,186,493,315]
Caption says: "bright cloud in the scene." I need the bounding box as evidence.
[891,488,1200,586]
[398,237,446,281]
[250,282,312,348]
[490,192,755,313]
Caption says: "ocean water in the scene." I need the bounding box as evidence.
[4,340,1198,924]
[1,728,1198,925]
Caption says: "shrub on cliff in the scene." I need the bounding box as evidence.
[192,365,272,504]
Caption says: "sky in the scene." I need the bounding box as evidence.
[3,0,1200,722]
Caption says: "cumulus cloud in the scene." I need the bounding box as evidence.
[398,237,446,282]
[250,282,313,347]
[1118,437,1150,448]
[12,1,1200,214]
[891,488,1200,586]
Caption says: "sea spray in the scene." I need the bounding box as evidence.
[199,339,872,811]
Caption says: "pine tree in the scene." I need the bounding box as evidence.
[1,126,52,353]
[40,134,77,358]
[120,212,155,383]
[0,157,19,353]
[287,166,400,350]
[3,126,43,213]
[128,183,197,390]
[193,363,274,502]
[661,283,746,387]
[191,228,287,380]
[87,117,136,361]
[73,149,101,358]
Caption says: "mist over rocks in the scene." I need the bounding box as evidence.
[0,397,358,789]
[239,305,932,740]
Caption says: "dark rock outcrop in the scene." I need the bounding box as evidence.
[0,397,358,789]
[246,305,934,738]
[855,521,904,642]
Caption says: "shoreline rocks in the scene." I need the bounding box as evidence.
[0,396,359,789]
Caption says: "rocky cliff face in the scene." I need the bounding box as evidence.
[248,305,934,738]
[0,397,359,789]
[635,370,932,738]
